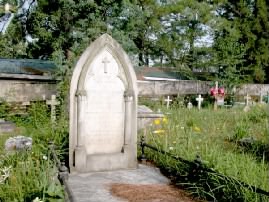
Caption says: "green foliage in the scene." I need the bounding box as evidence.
[233,121,250,140]
[245,105,268,123]
[0,101,10,119]
[0,101,68,201]
[140,106,269,201]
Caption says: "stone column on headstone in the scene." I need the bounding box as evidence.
[46,95,60,123]
[124,90,134,150]
[196,94,204,110]
[74,90,87,170]
[75,90,87,146]
[164,96,172,109]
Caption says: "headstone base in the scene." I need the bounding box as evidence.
[74,145,137,173]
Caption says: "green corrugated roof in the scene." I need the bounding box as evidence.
[0,58,57,75]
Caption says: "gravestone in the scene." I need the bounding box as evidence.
[195,94,203,110]
[69,34,137,173]
[164,96,172,109]
[46,95,60,122]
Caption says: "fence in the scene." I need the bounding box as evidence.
[139,135,269,199]
[49,142,74,202]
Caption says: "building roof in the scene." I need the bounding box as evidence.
[135,66,188,81]
[0,58,57,75]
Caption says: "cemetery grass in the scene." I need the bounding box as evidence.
[142,104,269,202]
[0,103,67,202]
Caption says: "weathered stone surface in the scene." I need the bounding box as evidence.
[137,105,164,131]
[5,136,32,151]
[69,34,137,173]
[0,79,57,103]
[0,121,16,133]
[137,80,269,96]
[67,164,170,202]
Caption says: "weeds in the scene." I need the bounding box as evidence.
[0,102,67,201]
[141,105,269,201]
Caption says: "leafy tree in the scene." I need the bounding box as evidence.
[214,0,269,83]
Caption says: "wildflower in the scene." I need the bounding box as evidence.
[172,141,176,144]
[193,126,201,132]
[33,197,43,202]
[0,166,11,184]
[153,129,165,134]
[154,119,161,125]
[42,155,48,160]
[162,117,168,124]
[180,126,184,130]
[169,147,174,150]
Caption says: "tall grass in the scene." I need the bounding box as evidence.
[142,105,269,201]
[0,102,68,201]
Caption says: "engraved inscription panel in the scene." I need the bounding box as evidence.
[81,50,126,155]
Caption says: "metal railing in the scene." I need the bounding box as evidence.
[48,142,74,202]
[139,135,269,198]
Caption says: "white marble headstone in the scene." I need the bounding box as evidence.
[83,50,125,155]
[69,34,137,173]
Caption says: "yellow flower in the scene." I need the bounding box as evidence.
[162,117,168,124]
[153,129,165,134]
[154,119,161,125]
[193,126,201,132]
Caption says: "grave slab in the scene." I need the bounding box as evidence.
[67,164,170,202]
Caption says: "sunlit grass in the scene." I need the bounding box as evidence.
[142,105,269,201]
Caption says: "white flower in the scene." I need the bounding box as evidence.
[33,197,43,202]
[181,126,184,130]
[169,147,174,150]
[0,166,11,184]
[42,156,48,160]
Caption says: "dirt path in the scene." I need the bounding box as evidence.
[110,183,200,202]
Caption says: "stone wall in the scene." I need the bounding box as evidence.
[137,80,269,96]
[0,79,57,103]
[0,78,268,103]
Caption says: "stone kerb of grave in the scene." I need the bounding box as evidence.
[69,34,138,173]
[137,105,164,131]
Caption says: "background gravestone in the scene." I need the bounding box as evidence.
[69,34,137,173]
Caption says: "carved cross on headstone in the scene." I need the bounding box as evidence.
[46,95,60,122]
[164,96,172,109]
[102,57,110,73]
[244,94,251,106]
[196,94,204,110]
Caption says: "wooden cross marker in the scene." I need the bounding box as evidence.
[196,94,204,110]
[46,95,60,122]
[102,57,110,73]
[244,94,251,106]
[164,96,172,109]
